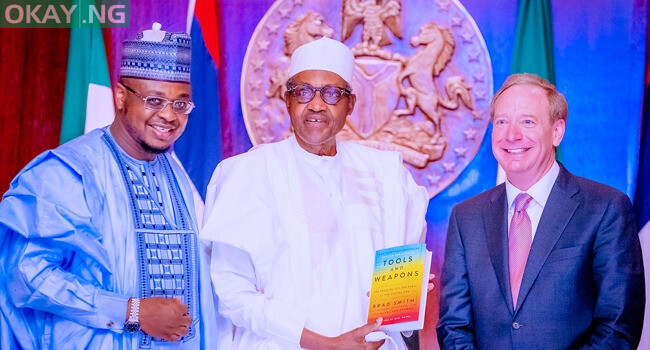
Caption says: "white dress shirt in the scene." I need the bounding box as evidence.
[505,161,560,240]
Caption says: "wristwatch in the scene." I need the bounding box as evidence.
[124,297,141,333]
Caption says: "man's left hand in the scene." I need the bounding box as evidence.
[428,273,435,292]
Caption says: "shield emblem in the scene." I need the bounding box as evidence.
[348,58,401,139]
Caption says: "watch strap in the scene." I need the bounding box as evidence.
[128,297,141,322]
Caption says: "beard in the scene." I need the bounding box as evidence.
[140,141,169,154]
[120,104,174,155]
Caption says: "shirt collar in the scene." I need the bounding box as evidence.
[505,161,560,211]
[289,135,340,170]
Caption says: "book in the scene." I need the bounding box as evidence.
[367,243,432,332]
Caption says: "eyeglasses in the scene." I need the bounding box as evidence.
[120,83,195,114]
[287,83,351,105]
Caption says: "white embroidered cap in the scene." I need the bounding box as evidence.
[289,37,355,85]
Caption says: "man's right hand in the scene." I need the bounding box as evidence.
[300,318,385,349]
[137,298,192,341]
[328,318,385,350]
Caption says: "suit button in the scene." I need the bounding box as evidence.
[512,322,521,330]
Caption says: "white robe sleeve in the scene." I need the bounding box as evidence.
[400,162,429,244]
[202,157,307,346]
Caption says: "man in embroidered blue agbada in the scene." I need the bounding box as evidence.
[0,24,222,349]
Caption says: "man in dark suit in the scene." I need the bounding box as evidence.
[437,73,645,349]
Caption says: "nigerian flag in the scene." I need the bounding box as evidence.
[60,26,114,144]
[511,0,556,84]
[511,0,562,161]
[498,0,559,183]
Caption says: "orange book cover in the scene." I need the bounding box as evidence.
[367,243,432,332]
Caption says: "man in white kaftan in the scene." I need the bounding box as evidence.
[202,37,429,349]
[0,24,225,349]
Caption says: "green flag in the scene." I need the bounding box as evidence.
[60,26,114,144]
[511,0,556,82]
[511,0,562,161]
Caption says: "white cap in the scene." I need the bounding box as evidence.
[289,37,355,85]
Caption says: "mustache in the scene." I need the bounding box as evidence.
[304,111,327,119]
[149,117,177,128]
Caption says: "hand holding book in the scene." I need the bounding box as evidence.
[301,318,386,349]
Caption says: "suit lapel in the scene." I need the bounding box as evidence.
[515,166,580,312]
[484,186,515,314]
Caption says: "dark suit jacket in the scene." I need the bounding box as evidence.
[437,165,645,349]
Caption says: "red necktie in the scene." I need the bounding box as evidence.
[509,193,533,309]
